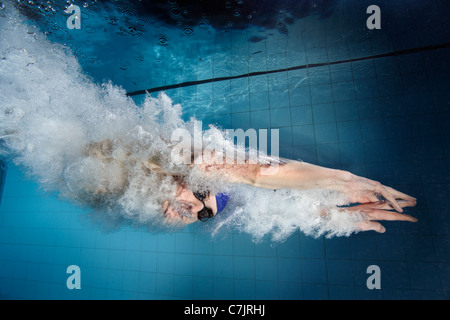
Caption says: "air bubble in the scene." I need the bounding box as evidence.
[183,27,193,35]
[136,19,146,27]
[122,10,136,17]
[196,19,209,29]
[170,7,181,16]
[158,36,168,46]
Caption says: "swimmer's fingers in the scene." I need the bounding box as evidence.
[356,208,418,233]
[376,184,417,213]
[357,221,386,233]
[381,199,417,211]
[383,185,417,203]
[393,199,417,209]
[345,175,415,213]
[363,208,418,223]
[374,183,404,213]
[344,200,416,212]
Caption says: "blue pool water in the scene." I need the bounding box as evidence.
[0,0,449,299]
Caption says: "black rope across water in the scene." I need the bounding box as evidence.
[125,42,450,97]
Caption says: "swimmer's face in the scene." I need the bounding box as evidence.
[162,184,215,225]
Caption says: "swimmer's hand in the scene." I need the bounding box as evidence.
[251,160,417,213]
[252,161,417,213]
[337,172,417,213]
[340,200,418,233]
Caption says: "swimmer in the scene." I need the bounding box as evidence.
[159,152,418,233]
[0,8,418,239]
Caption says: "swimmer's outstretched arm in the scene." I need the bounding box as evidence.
[197,158,416,213]
[255,160,417,212]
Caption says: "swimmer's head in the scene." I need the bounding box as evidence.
[162,183,218,225]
